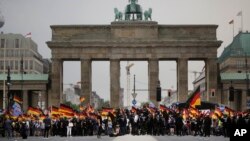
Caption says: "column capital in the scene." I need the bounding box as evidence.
[148,58,159,61]
[177,58,188,61]
[110,59,120,61]
[80,57,91,61]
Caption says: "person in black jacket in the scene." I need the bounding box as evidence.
[43,115,51,138]
[203,115,212,137]
[20,121,27,139]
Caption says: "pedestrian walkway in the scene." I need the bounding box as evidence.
[0,135,230,141]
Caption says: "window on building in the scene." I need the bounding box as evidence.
[10,60,13,69]
[6,60,9,68]
[0,61,3,70]
[10,49,13,57]
[7,50,11,57]
[15,60,18,70]
[0,50,3,57]
[236,60,244,69]
[15,50,19,57]
[30,60,33,70]
[25,60,28,70]
[15,39,20,48]
[1,39,5,48]
[21,50,24,56]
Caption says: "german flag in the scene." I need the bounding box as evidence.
[101,107,115,116]
[79,112,87,119]
[210,111,218,119]
[189,106,200,117]
[214,107,222,117]
[186,86,201,108]
[224,106,234,117]
[131,106,137,113]
[27,107,42,116]
[79,106,84,111]
[59,104,74,114]
[40,114,46,120]
[147,107,156,114]
[159,104,170,112]
[80,96,85,102]
[182,109,189,120]
[86,104,94,113]
[50,106,59,115]
[13,95,23,104]
[63,112,74,118]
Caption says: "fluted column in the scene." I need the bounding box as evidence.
[81,59,92,105]
[48,58,63,107]
[177,58,188,102]
[110,59,120,108]
[206,58,219,103]
[148,59,159,106]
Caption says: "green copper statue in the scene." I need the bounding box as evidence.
[125,0,142,20]
[144,8,152,21]
[114,0,152,21]
[114,8,123,21]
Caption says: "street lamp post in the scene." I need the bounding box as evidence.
[6,66,12,112]
[0,10,5,109]
[245,53,250,96]
[3,39,6,110]
[20,55,24,102]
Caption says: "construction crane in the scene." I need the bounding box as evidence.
[169,69,203,80]
[188,70,203,79]
[126,61,134,107]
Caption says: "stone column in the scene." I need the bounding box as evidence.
[40,91,47,110]
[81,59,92,105]
[48,58,63,107]
[110,59,120,108]
[22,90,28,112]
[206,58,218,103]
[44,90,48,109]
[148,59,159,106]
[177,58,188,102]
[32,92,38,107]
[241,90,247,111]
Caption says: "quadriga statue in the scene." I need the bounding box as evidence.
[144,8,152,21]
[125,0,142,20]
[114,8,123,21]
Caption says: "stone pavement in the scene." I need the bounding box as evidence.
[0,135,230,141]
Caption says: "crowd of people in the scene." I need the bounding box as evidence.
[0,106,249,139]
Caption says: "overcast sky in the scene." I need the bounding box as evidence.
[1,0,250,106]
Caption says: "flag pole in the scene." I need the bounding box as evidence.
[233,21,234,39]
[229,20,234,39]
[241,11,243,32]
[237,11,243,32]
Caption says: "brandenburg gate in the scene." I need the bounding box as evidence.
[47,1,222,108]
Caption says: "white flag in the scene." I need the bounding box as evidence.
[237,11,242,16]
